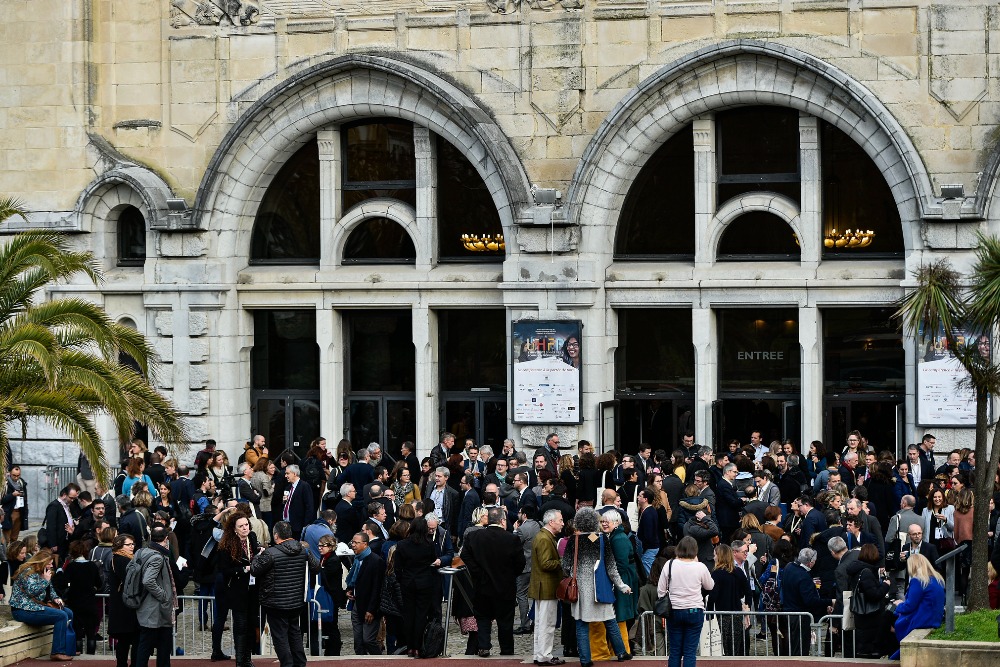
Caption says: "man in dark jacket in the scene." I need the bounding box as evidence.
[136,527,178,667]
[456,474,481,541]
[336,449,375,492]
[532,433,561,476]
[281,465,314,537]
[400,441,421,482]
[251,521,320,667]
[1,465,28,542]
[462,507,526,656]
[537,483,574,529]
[44,484,80,557]
[345,531,385,654]
[715,464,743,542]
[780,548,834,655]
[116,494,147,548]
[334,483,361,544]
[795,495,826,549]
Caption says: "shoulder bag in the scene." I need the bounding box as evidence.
[556,535,579,603]
[654,560,673,618]
[849,571,884,616]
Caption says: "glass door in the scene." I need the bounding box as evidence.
[441,394,508,452]
[347,395,417,459]
[252,391,321,460]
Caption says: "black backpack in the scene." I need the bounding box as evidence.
[419,619,445,658]
[300,457,325,487]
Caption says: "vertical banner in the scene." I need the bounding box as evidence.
[916,329,989,426]
[512,320,582,424]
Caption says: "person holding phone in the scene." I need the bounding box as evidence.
[9,550,76,661]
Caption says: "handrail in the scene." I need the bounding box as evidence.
[935,543,968,633]
[935,542,968,565]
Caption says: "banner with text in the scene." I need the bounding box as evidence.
[512,320,582,424]
[916,329,989,426]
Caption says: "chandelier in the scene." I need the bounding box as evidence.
[823,229,875,249]
[461,233,505,252]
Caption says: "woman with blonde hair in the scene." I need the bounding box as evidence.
[889,553,944,659]
[559,454,578,507]
[129,482,154,522]
[9,550,76,661]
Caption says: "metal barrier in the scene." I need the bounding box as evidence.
[43,466,80,504]
[634,609,850,658]
[90,594,328,657]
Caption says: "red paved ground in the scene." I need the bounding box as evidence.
[16,658,896,666]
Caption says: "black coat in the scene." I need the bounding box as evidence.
[714,478,743,533]
[44,499,74,555]
[708,566,751,612]
[284,481,314,537]
[393,539,439,591]
[350,553,385,618]
[461,525,525,610]
[334,499,361,543]
[62,558,102,617]
[250,538,319,610]
[217,532,260,607]
[107,554,139,637]
[117,508,148,548]
[0,478,27,529]
[457,488,480,538]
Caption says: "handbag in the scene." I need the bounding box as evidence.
[698,616,723,656]
[556,535,579,603]
[654,560,673,618]
[849,571,884,616]
[379,571,404,618]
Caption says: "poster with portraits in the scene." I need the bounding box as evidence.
[512,320,582,424]
[916,329,990,426]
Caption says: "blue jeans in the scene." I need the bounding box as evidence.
[12,606,75,656]
[667,608,704,667]
[642,548,658,573]
[575,618,625,664]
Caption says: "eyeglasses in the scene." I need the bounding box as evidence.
[319,544,333,549]
[349,540,364,545]
[124,543,135,548]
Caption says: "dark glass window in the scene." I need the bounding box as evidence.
[718,308,800,394]
[251,311,319,390]
[615,125,695,258]
[343,218,416,264]
[439,310,506,391]
[343,120,416,210]
[250,139,320,264]
[437,136,504,261]
[117,206,146,267]
[615,309,694,394]
[347,311,415,392]
[823,307,904,393]
[717,106,800,205]
[717,211,800,261]
[821,121,904,258]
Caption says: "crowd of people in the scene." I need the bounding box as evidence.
[0,429,997,666]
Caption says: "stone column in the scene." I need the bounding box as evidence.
[317,307,343,446]
[799,114,821,268]
[693,117,717,268]
[692,307,718,447]
[799,306,822,447]
[414,125,438,269]
[413,305,439,458]
[318,128,341,270]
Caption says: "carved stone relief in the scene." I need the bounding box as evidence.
[171,0,260,28]
[487,0,584,13]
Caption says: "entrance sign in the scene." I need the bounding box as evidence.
[512,320,582,424]
[916,329,989,426]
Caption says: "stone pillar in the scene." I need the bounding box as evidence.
[693,117,717,268]
[800,306,822,448]
[413,305,439,458]
[414,125,438,269]
[799,114,821,268]
[692,307,718,447]
[318,128,341,270]
[317,308,343,446]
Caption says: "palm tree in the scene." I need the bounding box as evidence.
[895,233,1000,611]
[0,197,186,486]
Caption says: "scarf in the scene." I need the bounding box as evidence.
[346,547,371,589]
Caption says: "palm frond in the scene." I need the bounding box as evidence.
[894,259,967,339]
[0,197,27,226]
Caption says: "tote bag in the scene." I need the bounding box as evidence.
[698,616,723,656]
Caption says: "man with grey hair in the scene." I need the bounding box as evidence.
[429,466,459,533]
[512,506,541,634]
[829,535,857,612]
[367,441,395,471]
[463,504,525,656]
[780,547,834,655]
[530,508,565,665]
[845,497,884,560]
[282,463,313,537]
[839,451,860,493]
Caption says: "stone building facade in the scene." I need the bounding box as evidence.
[3,0,1000,483]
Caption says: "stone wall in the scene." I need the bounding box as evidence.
[0,620,53,667]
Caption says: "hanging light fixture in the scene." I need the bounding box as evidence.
[461,233,505,252]
[823,229,875,249]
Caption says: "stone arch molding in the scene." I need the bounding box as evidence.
[572,40,932,260]
[77,166,175,233]
[334,199,422,267]
[194,54,533,266]
[702,193,806,265]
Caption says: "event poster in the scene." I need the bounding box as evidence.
[916,329,989,426]
[512,320,582,424]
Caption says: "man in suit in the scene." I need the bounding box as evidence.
[400,440,421,483]
[429,432,455,469]
[427,466,460,534]
[282,464,314,537]
[715,463,743,542]
[839,452,860,493]
[485,458,514,500]
[898,524,939,576]
[456,474,481,541]
[918,433,937,483]
[884,495,922,549]
[507,472,537,529]
[845,498,885,560]
[44,483,81,557]
[754,469,782,507]
[795,495,826,549]
[334,483,361,544]
[462,506,526,657]
[532,433,561,476]
[780,548,834,655]
[464,446,487,490]
[336,449,375,492]
[346,531,385,654]
[842,514,880,557]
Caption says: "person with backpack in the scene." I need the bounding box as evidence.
[107,535,138,667]
[131,527,178,667]
[301,444,329,516]
[250,520,320,667]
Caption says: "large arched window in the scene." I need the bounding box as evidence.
[117,206,146,267]
[717,106,800,204]
[717,211,800,261]
[615,125,695,258]
[437,136,504,262]
[342,120,417,210]
[250,139,321,264]
[343,218,416,264]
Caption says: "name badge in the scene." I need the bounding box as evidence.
[248,575,256,585]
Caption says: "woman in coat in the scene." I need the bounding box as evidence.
[217,512,260,667]
[393,516,440,658]
[604,510,639,646]
[888,553,944,659]
[250,458,275,528]
[576,453,600,508]
[921,488,955,553]
[107,535,138,667]
[708,543,751,656]
[317,535,346,655]
[561,507,633,667]
[62,540,103,654]
[845,543,892,658]
[892,462,917,506]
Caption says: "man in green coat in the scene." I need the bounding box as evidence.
[529,508,566,665]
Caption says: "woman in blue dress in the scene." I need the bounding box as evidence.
[889,553,944,659]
